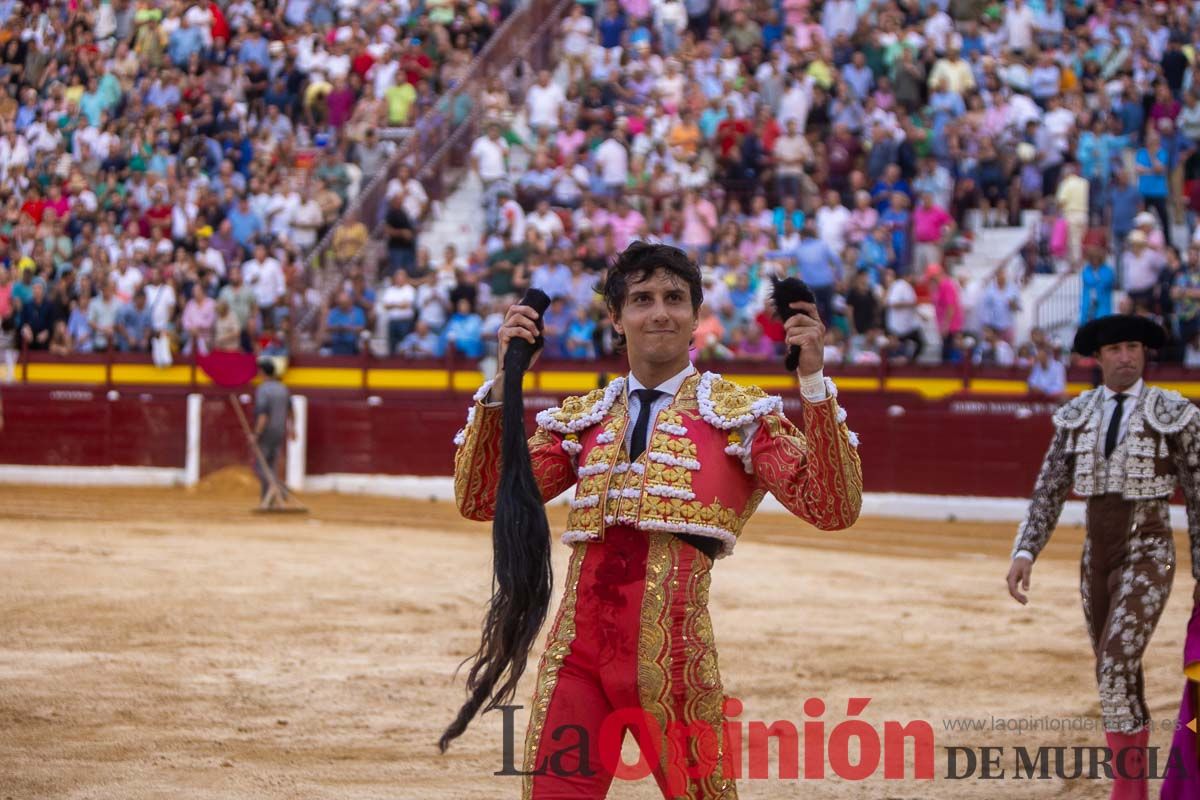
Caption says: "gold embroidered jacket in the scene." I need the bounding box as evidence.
[1013,385,1200,576]
[453,371,863,557]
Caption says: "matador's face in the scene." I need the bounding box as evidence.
[612,268,699,367]
[1097,341,1145,392]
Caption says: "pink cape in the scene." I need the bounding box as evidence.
[1161,603,1200,798]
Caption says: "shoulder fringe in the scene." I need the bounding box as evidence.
[1143,386,1200,435]
[1052,388,1103,431]
[697,371,783,429]
[536,377,627,434]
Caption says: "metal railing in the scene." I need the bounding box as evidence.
[1033,269,1083,340]
[306,0,571,279]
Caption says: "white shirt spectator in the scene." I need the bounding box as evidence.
[381,282,416,322]
[1005,2,1035,51]
[526,81,566,130]
[527,208,565,241]
[923,10,954,53]
[196,245,227,278]
[1123,248,1164,293]
[821,0,857,39]
[816,204,851,257]
[371,58,401,99]
[114,264,144,301]
[386,177,429,221]
[562,13,593,57]
[415,282,448,330]
[144,282,177,333]
[470,135,508,182]
[778,82,812,128]
[885,278,920,334]
[594,136,629,187]
[243,257,286,307]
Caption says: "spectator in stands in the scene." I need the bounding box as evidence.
[1123,230,1165,310]
[1080,246,1116,325]
[116,290,153,353]
[88,283,121,352]
[1172,245,1200,349]
[400,320,441,358]
[979,270,1020,344]
[324,291,367,356]
[1027,343,1067,399]
[182,282,216,356]
[214,301,242,352]
[218,267,257,352]
[884,270,923,363]
[384,192,417,280]
[442,296,484,359]
[911,192,956,277]
[19,283,53,352]
[927,263,963,362]
[382,270,417,356]
[973,325,1016,367]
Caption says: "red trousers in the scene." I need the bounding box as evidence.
[521,526,737,799]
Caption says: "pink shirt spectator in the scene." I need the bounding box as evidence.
[608,209,646,250]
[933,276,963,335]
[912,204,953,243]
[681,198,718,250]
[619,0,650,19]
[46,195,70,219]
[555,129,585,160]
[846,207,878,244]
[782,0,810,28]
[183,297,216,339]
[794,22,824,51]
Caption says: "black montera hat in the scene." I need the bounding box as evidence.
[1072,314,1166,355]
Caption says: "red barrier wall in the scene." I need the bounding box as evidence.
[0,383,1059,497]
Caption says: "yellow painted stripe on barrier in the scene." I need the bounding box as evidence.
[110,364,206,385]
[22,362,1200,400]
[451,371,488,392]
[25,363,109,384]
[883,377,964,399]
[282,367,362,389]
[536,371,606,392]
[968,379,1031,395]
[367,369,451,390]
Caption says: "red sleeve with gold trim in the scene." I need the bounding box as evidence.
[453,402,578,522]
[749,395,863,530]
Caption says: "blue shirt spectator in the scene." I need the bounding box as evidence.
[238,35,271,68]
[167,24,204,68]
[226,201,264,248]
[1080,259,1116,323]
[326,300,366,355]
[767,234,842,288]
[1136,144,1169,198]
[531,261,573,301]
[1028,353,1067,397]
[443,304,484,358]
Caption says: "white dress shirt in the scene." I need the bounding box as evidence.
[1100,378,1142,448]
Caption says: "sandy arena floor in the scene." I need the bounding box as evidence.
[0,472,1195,799]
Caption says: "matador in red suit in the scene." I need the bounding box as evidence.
[451,243,863,799]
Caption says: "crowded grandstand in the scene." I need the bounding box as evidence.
[2,0,1199,397]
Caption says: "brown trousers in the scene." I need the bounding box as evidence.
[1082,494,1176,733]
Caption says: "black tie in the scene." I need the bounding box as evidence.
[629,388,665,462]
[1105,393,1127,459]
